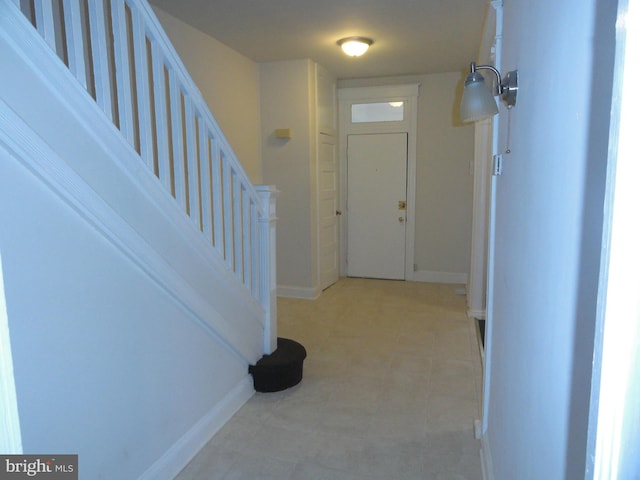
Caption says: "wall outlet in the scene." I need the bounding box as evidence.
[474,419,482,439]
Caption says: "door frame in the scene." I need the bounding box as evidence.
[338,84,420,280]
[315,63,339,292]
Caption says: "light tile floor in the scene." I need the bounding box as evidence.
[176,278,484,480]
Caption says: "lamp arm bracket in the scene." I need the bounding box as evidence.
[471,62,504,94]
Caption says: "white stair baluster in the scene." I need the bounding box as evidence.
[233,172,243,277]
[211,139,225,257]
[111,0,136,147]
[87,0,114,122]
[199,123,213,243]
[222,157,234,269]
[33,1,57,53]
[242,187,252,287]
[183,98,200,227]
[251,201,259,296]
[131,9,154,169]
[62,0,88,89]
[168,71,187,209]
[151,44,171,192]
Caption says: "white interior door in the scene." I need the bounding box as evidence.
[347,133,407,279]
[318,134,339,289]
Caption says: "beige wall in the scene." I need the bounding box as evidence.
[153,7,262,183]
[339,73,474,280]
[260,60,317,294]
[416,72,474,276]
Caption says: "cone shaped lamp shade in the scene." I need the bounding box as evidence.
[460,72,499,122]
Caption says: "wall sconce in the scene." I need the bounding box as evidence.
[460,62,518,123]
[337,37,373,57]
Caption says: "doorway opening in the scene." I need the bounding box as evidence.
[338,84,420,281]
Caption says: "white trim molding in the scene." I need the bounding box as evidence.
[413,270,468,284]
[480,433,496,480]
[588,0,640,477]
[0,251,23,454]
[481,0,503,440]
[467,117,493,317]
[277,285,322,300]
[468,309,487,320]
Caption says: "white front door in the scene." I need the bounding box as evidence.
[347,133,408,279]
[318,133,339,289]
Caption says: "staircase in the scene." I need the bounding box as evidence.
[0,1,277,478]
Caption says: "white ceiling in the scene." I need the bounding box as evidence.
[149,0,488,79]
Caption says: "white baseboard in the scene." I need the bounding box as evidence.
[480,433,495,480]
[277,285,321,299]
[139,376,254,480]
[468,309,486,320]
[412,270,468,284]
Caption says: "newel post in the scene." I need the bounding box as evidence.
[256,185,279,354]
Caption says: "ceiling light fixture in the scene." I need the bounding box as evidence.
[337,37,373,57]
[460,62,518,123]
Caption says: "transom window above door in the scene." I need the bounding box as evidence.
[351,102,404,123]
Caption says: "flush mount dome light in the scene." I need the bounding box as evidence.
[337,37,373,57]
